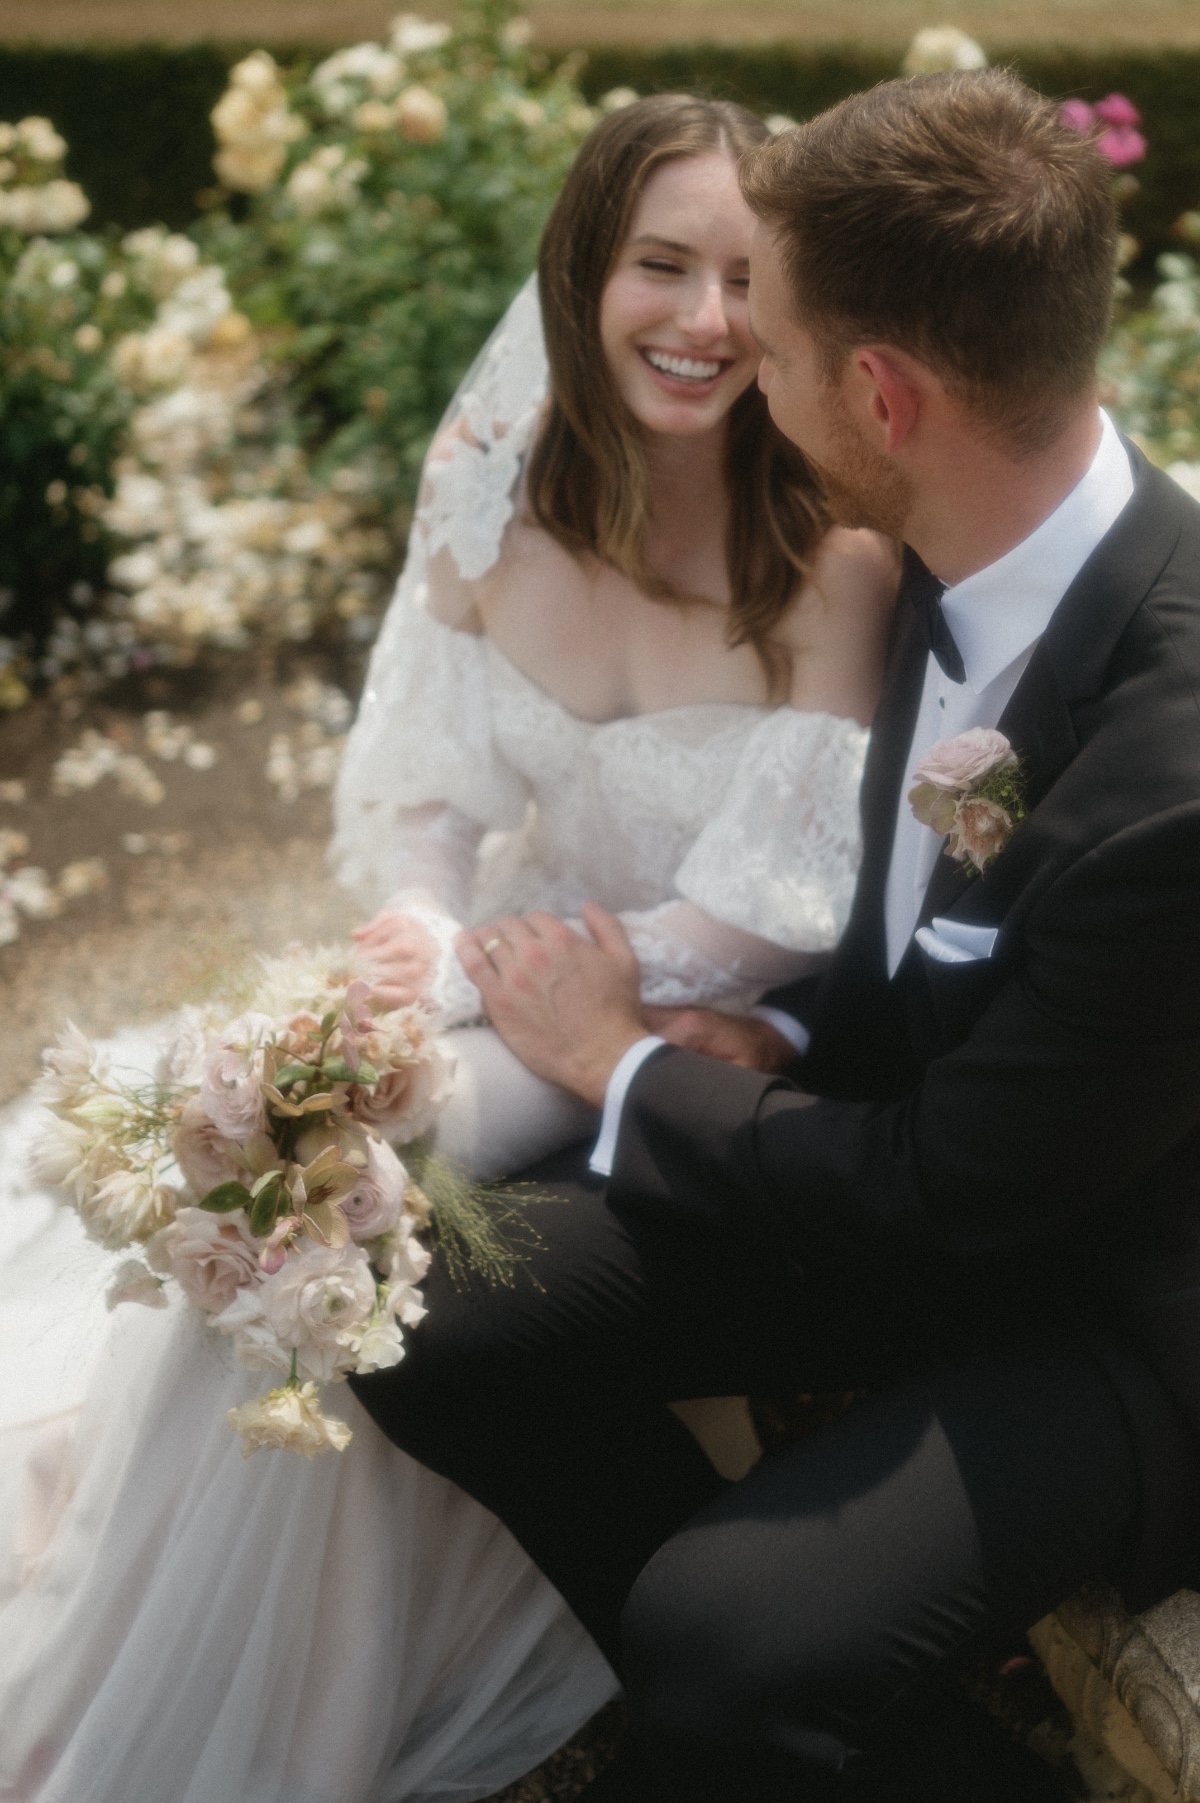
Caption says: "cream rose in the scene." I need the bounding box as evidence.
[350,1015,454,1139]
[227,1383,353,1458]
[149,1205,261,1312]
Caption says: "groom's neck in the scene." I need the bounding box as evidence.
[903,397,1104,588]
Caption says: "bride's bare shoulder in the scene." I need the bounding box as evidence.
[811,527,901,617]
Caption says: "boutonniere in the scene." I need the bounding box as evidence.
[908,728,1027,877]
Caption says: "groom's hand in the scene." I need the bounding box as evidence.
[456,904,647,1107]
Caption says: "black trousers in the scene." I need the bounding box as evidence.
[352,1151,1174,1801]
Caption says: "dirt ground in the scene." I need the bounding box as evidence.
[0,660,366,1104]
[1,0,1199,47]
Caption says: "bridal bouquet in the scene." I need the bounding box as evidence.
[30,944,455,1456]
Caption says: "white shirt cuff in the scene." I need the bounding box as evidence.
[588,1035,667,1178]
[750,1005,811,1057]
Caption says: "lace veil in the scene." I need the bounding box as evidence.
[332,274,548,884]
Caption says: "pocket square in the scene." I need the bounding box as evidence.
[914,917,999,965]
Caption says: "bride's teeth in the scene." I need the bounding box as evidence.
[644,349,722,381]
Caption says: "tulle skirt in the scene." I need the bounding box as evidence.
[0,1026,618,1803]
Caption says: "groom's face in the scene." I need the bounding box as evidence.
[748,224,912,537]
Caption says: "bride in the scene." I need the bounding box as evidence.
[0,95,895,1803]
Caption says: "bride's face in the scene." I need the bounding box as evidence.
[599,150,761,439]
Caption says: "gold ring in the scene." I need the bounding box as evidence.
[482,937,503,955]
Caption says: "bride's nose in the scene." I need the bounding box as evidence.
[677,273,731,342]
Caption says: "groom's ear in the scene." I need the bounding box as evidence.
[851,347,922,454]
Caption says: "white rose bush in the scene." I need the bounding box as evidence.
[30,943,458,1456]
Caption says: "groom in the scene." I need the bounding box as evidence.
[354,70,1200,1801]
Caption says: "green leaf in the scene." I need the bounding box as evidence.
[249,1173,285,1237]
[354,1059,380,1086]
[320,1010,339,1034]
[320,1056,356,1083]
[199,1180,252,1214]
[273,1062,312,1091]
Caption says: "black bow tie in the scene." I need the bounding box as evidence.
[905,548,965,685]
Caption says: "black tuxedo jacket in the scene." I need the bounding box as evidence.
[611,447,1200,1439]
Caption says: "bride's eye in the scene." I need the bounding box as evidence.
[638,258,684,276]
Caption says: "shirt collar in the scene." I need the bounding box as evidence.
[939,410,1134,696]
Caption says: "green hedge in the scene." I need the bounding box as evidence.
[2,42,1200,262]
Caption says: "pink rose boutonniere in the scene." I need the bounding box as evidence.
[908,728,1027,876]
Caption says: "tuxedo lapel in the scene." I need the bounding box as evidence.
[914,445,1185,934]
[840,587,929,974]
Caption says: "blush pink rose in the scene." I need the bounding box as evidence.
[947,797,1013,870]
[912,728,1017,794]
[341,1136,406,1240]
[148,1206,261,1313]
[173,1097,245,1199]
[199,1013,273,1140]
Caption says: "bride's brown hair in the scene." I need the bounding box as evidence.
[528,93,828,668]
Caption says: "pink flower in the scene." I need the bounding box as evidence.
[173,1097,244,1199]
[200,1013,273,1140]
[912,728,1017,794]
[1059,98,1095,135]
[259,1214,301,1274]
[106,1258,168,1311]
[341,1136,406,1240]
[148,1206,261,1313]
[1098,125,1147,168]
[947,797,1014,870]
[1094,92,1141,127]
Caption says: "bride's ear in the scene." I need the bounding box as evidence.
[851,347,922,453]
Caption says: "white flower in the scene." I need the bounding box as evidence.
[0,181,89,234]
[344,1309,406,1372]
[149,1205,261,1311]
[200,1012,273,1139]
[35,1020,105,1107]
[259,1240,377,1382]
[902,28,988,76]
[228,1381,353,1457]
[106,1258,168,1310]
[389,15,451,54]
[599,87,638,113]
[88,1165,175,1248]
[28,1112,96,1190]
[17,115,67,161]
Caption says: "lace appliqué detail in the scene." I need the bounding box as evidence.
[421,276,548,582]
[388,896,484,1030]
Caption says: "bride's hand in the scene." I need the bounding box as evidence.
[642,1006,799,1074]
[352,910,437,1009]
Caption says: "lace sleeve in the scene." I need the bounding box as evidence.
[618,899,821,1008]
[330,276,548,901]
[673,707,868,953]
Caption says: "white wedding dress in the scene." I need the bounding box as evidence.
[0,280,868,1803]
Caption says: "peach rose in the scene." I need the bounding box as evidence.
[947,797,1013,870]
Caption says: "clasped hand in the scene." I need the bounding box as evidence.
[457,903,799,1106]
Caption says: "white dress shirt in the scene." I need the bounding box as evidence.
[591,410,1135,1176]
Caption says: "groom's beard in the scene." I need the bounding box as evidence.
[808,383,914,539]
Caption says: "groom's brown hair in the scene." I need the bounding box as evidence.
[740,69,1118,451]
